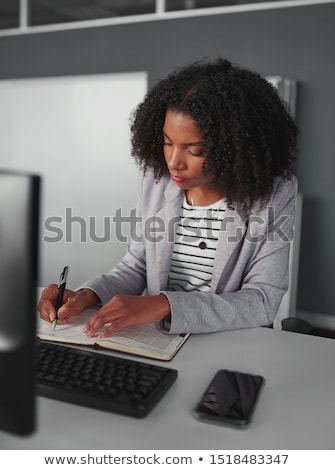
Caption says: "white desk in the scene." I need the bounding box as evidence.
[1,327,335,450]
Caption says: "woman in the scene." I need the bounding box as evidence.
[39,58,298,337]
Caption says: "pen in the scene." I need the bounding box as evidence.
[51,265,69,332]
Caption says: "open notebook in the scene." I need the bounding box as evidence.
[37,308,189,361]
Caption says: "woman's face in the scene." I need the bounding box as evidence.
[163,110,211,193]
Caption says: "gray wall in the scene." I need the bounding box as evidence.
[1,3,334,322]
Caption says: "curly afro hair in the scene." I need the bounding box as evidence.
[130,58,298,212]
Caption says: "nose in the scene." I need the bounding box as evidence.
[165,146,186,171]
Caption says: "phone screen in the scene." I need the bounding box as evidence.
[194,369,265,427]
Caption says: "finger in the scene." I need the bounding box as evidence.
[40,284,59,302]
[88,307,142,338]
[38,299,56,323]
[83,315,107,337]
[38,284,59,322]
[83,309,121,337]
[96,317,131,338]
[56,294,83,321]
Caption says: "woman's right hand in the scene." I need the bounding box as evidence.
[38,285,100,325]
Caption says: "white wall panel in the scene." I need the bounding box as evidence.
[0,72,147,288]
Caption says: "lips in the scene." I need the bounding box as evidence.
[170,174,187,183]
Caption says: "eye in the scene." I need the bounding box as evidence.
[163,134,172,147]
[187,147,204,157]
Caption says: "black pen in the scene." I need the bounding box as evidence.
[51,266,69,332]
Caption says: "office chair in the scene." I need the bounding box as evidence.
[281,317,312,334]
[273,193,303,330]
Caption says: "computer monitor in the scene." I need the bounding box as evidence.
[0,169,40,435]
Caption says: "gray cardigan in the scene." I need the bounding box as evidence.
[80,169,298,334]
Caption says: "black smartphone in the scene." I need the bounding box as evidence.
[194,369,265,428]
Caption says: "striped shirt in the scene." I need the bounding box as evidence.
[167,197,226,293]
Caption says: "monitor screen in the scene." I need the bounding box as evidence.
[0,169,40,435]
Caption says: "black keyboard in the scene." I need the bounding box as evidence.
[36,341,178,418]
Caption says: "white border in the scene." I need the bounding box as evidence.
[0,0,334,37]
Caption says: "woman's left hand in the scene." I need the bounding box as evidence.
[83,294,171,338]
